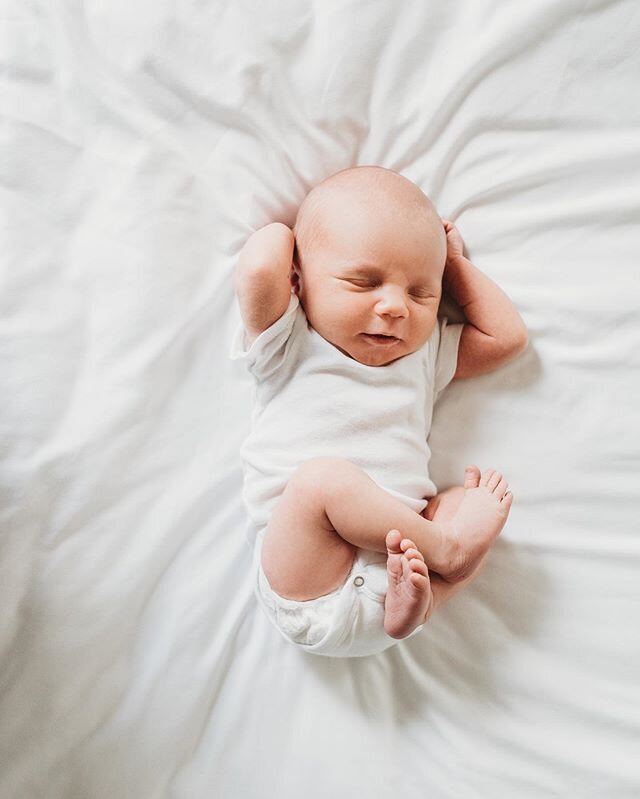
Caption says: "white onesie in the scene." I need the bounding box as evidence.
[230,292,463,657]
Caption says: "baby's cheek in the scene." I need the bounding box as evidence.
[337,294,361,317]
[317,294,356,334]
[422,312,439,337]
[408,317,436,351]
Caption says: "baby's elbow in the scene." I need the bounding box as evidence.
[506,328,529,360]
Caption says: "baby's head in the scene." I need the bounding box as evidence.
[292,166,447,367]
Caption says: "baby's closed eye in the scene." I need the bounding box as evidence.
[344,278,378,288]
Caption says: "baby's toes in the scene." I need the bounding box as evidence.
[464,465,481,489]
[480,469,496,488]
[501,490,514,509]
[402,544,424,563]
[407,556,428,576]
[493,477,508,498]
[486,471,503,492]
[400,538,418,555]
[386,529,402,553]
[410,571,429,590]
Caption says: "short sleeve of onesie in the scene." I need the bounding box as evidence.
[229,293,301,380]
[431,317,465,398]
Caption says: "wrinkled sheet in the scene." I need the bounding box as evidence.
[2,1,639,797]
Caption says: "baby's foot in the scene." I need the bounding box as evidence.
[383,530,433,640]
[438,465,513,583]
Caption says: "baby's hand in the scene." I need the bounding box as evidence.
[442,219,465,265]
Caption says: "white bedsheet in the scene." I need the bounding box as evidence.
[2,1,639,797]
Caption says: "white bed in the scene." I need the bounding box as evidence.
[2,1,639,796]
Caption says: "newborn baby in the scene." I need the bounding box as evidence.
[231,166,528,657]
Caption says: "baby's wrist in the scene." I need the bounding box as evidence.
[445,253,469,271]
[444,254,469,288]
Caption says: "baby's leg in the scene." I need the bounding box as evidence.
[261,457,511,601]
[261,456,443,601]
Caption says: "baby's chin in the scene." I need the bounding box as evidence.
[344,339,414,367]
[355,352,406,367]
[318,326,420,366]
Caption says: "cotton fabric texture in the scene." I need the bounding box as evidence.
[5,2,640,794]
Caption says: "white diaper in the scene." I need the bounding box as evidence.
[253,531,424,658]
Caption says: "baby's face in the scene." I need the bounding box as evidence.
[292,183,446,367]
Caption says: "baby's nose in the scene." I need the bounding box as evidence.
[375,287,409,316]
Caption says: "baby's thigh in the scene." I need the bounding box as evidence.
[261,458,358,601]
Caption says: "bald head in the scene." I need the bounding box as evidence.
[293,166,444,263]
[289,167,448,365]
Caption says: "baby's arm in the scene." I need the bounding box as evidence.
[234,223,295,346]
[442,220,529,380]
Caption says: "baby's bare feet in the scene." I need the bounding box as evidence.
[383,530,433,639]
[438,465,513,583]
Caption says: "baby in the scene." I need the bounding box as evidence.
[231,166,528,657]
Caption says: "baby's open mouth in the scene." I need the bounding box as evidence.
[362,333,400,345]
